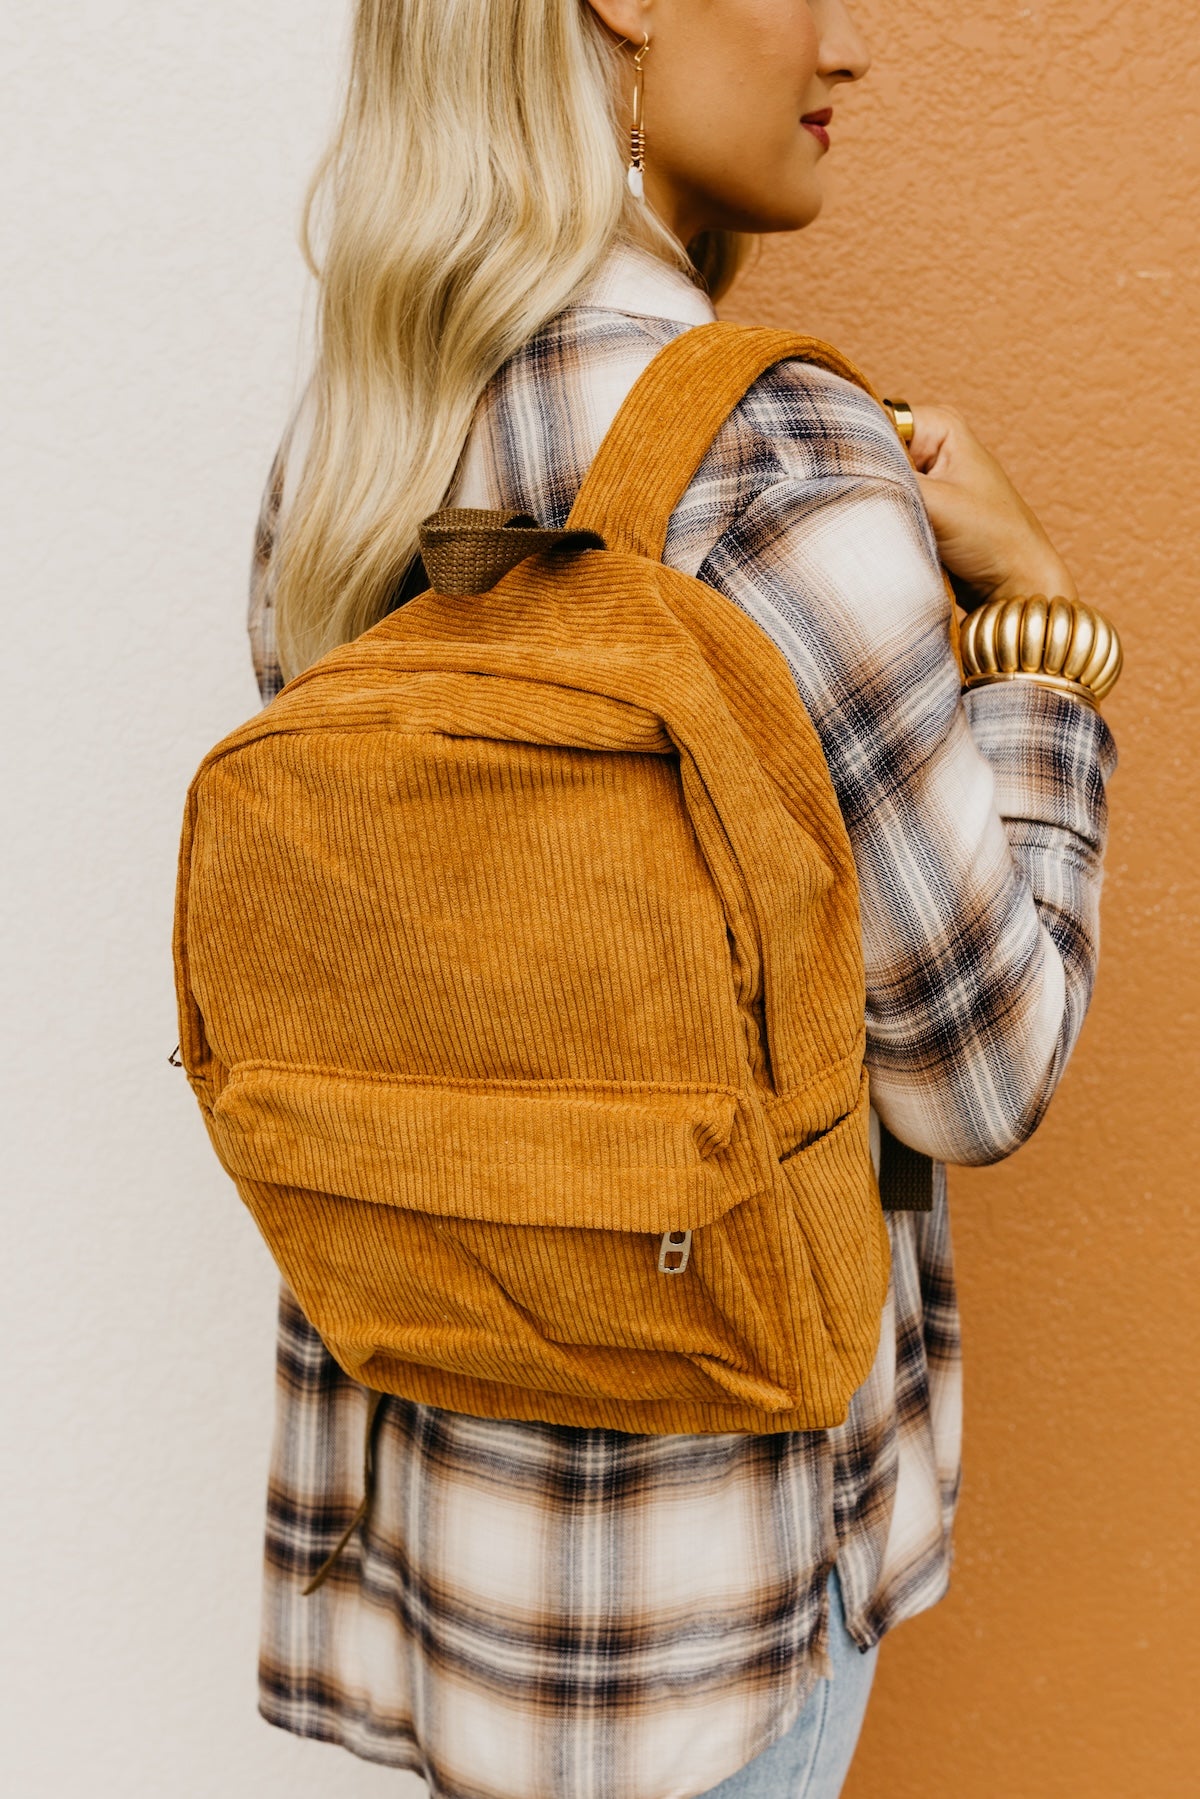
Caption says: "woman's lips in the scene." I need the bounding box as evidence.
[801,108,832,150]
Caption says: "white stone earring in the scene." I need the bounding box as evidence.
[627,37,650,198]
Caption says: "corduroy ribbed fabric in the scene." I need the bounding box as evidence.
[173,325,892,1433]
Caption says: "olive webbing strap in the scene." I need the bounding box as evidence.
[879,1125,934,1212]
[301,1387,387,1595]
[565,321,886,561]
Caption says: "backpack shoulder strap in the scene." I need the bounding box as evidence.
[566,320,887,561]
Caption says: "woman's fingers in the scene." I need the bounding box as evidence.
[902,404,1077,608]
[906,404,964,477]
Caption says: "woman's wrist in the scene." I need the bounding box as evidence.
[972,556,1079,611]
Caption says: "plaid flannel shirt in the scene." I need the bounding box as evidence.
[246,247,1115,1799]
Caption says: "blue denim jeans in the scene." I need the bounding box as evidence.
[696,1572,878,1799]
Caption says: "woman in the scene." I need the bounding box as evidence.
[246,3,1117,1795]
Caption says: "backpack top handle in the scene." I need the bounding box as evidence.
[414,324,890,597]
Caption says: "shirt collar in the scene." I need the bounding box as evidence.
[572,242,717,326]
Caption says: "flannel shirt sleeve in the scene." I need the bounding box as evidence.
[698,367,1117,1166]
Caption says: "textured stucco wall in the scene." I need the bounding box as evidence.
[4,1,1196,1795]
[726,3,1200,1794]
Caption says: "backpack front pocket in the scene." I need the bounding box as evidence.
[207,1061,841,1423]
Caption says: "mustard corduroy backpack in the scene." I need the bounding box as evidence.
[173,323,904,1438]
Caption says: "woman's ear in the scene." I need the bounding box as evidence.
[583,0,655,46]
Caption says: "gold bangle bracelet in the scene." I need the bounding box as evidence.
[960,594,1122,706]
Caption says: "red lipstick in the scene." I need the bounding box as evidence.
[801,108,832,150]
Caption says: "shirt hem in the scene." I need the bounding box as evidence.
[258,1699,428,1779]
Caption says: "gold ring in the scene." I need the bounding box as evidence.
[882,398,915,446]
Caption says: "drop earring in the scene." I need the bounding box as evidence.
[627,36,650,199]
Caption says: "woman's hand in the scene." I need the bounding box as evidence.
[908,405,1078,611]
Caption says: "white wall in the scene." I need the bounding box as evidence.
[2,4,420,1791]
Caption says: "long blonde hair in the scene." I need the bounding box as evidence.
[272,0,748,682]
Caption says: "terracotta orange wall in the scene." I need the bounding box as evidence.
[724,3,1199,1794]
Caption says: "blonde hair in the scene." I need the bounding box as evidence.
[272,0,749,683]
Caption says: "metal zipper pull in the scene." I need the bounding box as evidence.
[658,1230,692,1274]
